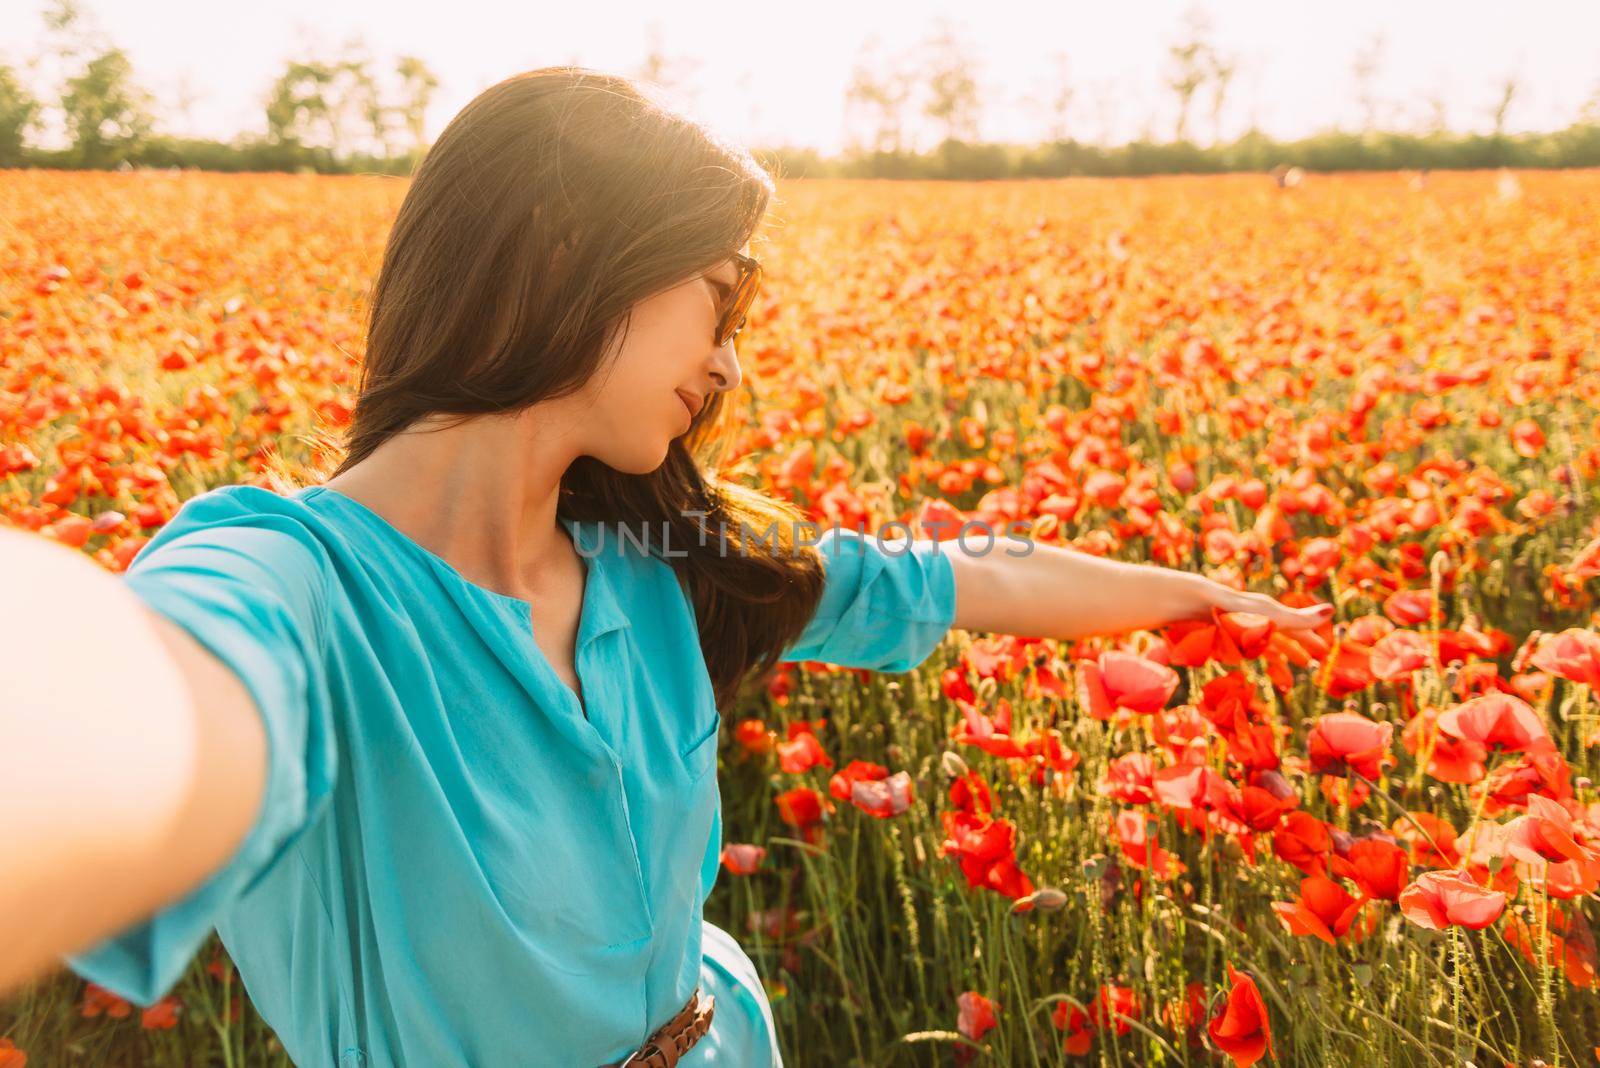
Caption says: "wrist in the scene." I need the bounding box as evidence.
[1179,570,1230,620]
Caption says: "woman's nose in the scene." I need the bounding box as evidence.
[709,339,742,395]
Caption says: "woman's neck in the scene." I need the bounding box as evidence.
[321,410,580,601]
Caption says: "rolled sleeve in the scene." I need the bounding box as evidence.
[63,515,337,1006]
[780,526,957,673]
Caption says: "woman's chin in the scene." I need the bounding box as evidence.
[625,443,674,475]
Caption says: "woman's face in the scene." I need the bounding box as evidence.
[571,246,748,474]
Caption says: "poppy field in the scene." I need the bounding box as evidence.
[3,167,1600,1065]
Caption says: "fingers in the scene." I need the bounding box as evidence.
[1214,588,1334,629]
[1275,601,1334,629]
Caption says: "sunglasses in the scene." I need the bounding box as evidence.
[713,251,763,348]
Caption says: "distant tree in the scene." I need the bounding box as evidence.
[632,21,699,111]
[1581,80,1600,126]
[844,36,913,154]
[1491,75,1519,136]
[339,46,392,158]
[394,55,438,156]
[262,44,386,161]
[1206,50,1237,145]
[166,69,205,136]
[1420,88,1450,135]
[0,64,43,164]
[1038,50,1074,142]
[1087,77,1120,146]
[1164,5,1215,143]
[264,60,334,150]
[40,0,95,65]
[1350,32,1385,131]
[59,47,154,167]
[920,17,982,145]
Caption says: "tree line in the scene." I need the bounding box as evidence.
[3,2,1599,179]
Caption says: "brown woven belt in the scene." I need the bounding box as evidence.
[600,987,715,1068]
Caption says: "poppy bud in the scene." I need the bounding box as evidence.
[90,509,125,533]
[940,751,970,778]
[1012,887,1068,914]
[1256,769,1296,800]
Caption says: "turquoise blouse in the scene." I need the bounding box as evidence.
[62,484,958,1067]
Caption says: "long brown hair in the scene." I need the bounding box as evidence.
[283,66,826,711]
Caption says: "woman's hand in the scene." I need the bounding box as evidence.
[946,536,1335,641]
[1198,581,1335,631]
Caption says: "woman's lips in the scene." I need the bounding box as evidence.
[676,390,696,427]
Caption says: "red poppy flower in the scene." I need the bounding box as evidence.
[81,982,131,1019]
[1369,628,1434,680]
[1077,651,1181,719]
[1050,1000,1094,1055]
[1318,774,1371,811]
[939,811,1035,900]
[1272,874,1373,945]
[1506,794,1598,867]
[776,727,834,773]
[733,717,775,754]
[1399,869,1508,930]
[1401,708,1488,784]
[1165,980,1208,1047]
[956,991,998,1041]
[1528,628,1600,688]
[1382,589,1435,627]
[1089,984,1141,1036]
[953,697,1029,759]
[1436,692,1550,753]
[942,666,977,704]
[1198,670,1269,729]
[774,787,831,843]
[1207,964,1273,1067]
[720,843,767,875]
[1306,712,1394,780]
[140,995,182,1030]
[1504,903,1600,989]
[1479,743,1572,815]
[848,770,914,819]
[949,770,995,816]
[1113,809,1186,880]
[1224,721,1282,772]
[1151,703,1209,761]
[1329,838,1409,901]
[1272,811,1333,876]
[1098,751,1156,804]
[1225,784,1300,834]
[1153,762,1230,813]
[1166,607,1274,666]
[1021,730,1081,788]
[828,759,888,801]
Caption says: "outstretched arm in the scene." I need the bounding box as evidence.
[943,536,1332,640]
[0,527,269,999]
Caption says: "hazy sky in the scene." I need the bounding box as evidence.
[7,0,1599,153]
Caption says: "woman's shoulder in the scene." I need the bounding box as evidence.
[167,481,319,520]
[129,483,347,585]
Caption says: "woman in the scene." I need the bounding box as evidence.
[0,68,1332,1065]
